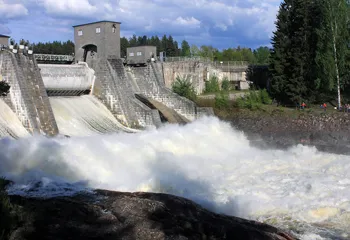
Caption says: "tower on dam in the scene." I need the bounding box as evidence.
[73,21,121,68]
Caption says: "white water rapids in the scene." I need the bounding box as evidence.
[0,116,349,239]
[0,92,348,239]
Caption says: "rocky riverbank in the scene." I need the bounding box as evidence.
[221,108,350,154]
[6,190,297,240]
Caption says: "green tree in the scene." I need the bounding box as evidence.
[120,37,129,58]
[270,0,311,104]
[221,77,231,91]
[253,47,270,65]
[204,75,220,93]
[172,76,197,101]
[190,45,200,57]
[181,40,191,57]
[314,0,350,108]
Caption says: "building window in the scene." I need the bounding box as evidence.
[96,27,101,33]
[78,30,83,36]
[129,52,134,57]
[137,52,142,56]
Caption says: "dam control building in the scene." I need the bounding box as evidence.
[73,21,121,66]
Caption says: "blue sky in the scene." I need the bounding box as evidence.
[0,0,281,50]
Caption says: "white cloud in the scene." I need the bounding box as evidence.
[37,0,98,17]
[3,0,281,48]
[0,0,28,19]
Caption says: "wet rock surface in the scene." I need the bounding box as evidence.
[8,190,297,240]
[225,111,350,154]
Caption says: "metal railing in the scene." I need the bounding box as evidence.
[163,56,212,63]
[160,56,249,67]
[34,54,74,62]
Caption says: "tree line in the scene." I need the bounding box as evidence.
[9,38,75,55]
[11,37,270,65]
[121,35,270,64]
[269,0,350,106]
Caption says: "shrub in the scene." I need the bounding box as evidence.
[204,75,220,93]
[215,92,230,109]
[259,89,272,104]
[234,89,272,110]
[172,76,197,101]
[221,77,230,92]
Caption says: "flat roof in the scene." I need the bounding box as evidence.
[0,34,10,38]
[73,20,121,28]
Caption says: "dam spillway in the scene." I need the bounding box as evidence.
[0,50,212,138]
[39,63,95,96]
[49,95,139,136]
[0,99,29,138]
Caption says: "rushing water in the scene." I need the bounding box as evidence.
[49,95,139,135]
[0,99,29,138]
[0,117,349,239]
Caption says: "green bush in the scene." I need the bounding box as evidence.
[215,93,230,109]
[221,77,230,92]
[259,89,272,104]
[204,75,220,93]
[0,178,15,240]
[172,76,197,101]
[235,89,272,110]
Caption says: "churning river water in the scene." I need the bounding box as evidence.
[0,116,349,240]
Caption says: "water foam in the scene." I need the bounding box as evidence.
[49,95,139,135]
[0,116,349,239]
[0,99,29,138]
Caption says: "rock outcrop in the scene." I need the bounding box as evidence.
[225,109,350,154]
[8,190,297,240]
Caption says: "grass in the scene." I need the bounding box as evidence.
[199,89,249,96]
[195,97,343,120]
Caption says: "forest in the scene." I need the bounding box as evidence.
[269,0,350,106]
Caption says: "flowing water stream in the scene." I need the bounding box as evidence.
[0,117,349,239]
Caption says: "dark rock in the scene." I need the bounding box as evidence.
[224,111,350,154]
[8,190,297,240]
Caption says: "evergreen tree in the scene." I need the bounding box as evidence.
[120,37,129,58]
[181,40,191,56]
[269,1,292,103]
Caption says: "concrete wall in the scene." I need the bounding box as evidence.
[92,58,157,128]
[39,62,95,95]
[127,62,214,121]
[126,46,156,65]
[74,21,121,64]
[0,51,58,136]
[162,61,250,94]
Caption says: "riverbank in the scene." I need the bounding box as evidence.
[215,105,350,154]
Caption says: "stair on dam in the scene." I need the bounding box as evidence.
[93,58,160,128]
[129,62,208,121]
[0,51,58,136]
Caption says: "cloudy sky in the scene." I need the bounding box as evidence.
[0,0,281,49]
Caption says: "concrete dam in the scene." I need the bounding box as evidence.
[0,50,212,138]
